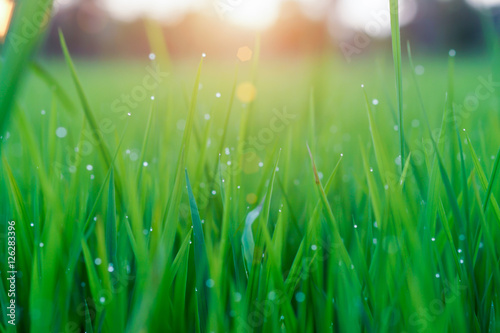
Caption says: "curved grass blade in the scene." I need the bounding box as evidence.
[185,169,211,333]
[389,0,405,170]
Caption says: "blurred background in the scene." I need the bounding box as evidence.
[2,0,500,60]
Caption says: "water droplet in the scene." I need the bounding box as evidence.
[143,161,148,167]
[259,162,264,168]
[415,65,425,75]
[206,279,215,288]
[99,297,105,303]
[204,114,210,120]
[56,127,67,138]
[216,92,221,98]
[311,244,317,251]
[449,49,456,57]
[86,165,93,171]
[149,53,156,60]
[39,242,44,247]
[295,292,306,303]
[372,99,379,105]
[94,258,102,265]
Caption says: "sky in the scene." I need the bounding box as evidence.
[77,0,500,33]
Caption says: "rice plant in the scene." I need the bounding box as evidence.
[1,1,499,332]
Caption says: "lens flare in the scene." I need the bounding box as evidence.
[0,0,15,41]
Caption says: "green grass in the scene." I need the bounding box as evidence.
[1,5,500,333]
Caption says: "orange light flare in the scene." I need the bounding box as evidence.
[0,0,15,42]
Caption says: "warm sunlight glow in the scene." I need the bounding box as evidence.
[336,0,417,37]
[0,0,15,41]
[223,0,282,30]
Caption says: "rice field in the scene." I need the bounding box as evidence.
[1,1,500,333]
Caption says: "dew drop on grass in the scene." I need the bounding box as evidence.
[234,292,242,302]
[39,242,44,247]
[431,237,436,242]
[372,99,379,105]
[99,297,105,304]
[216,92,221,98]
[30,223,34,227]
[459,234,466,241]
[151,96,155,100]
[212,190,216,195]
[311,244,317,251]
[86,165,93,171]
[449,49,456,57]
[393,125,399,131]
[149,53,156,60]
[395,155,402,166]
[94,258,102,265]
[227,161,231,166]
[143,161,148,167]
[415,65,425,75]
[411,119,420,128]
[90,175,95,180]
[295,292,306,303]
[373,238,377,244]
[204,114,210,120]
[56,127,67,138]
[69,166,76,173]
[177,119,186,130]
[259,162,264,168]
[108,265,114,272]
[460,259,464,264]
[202,53,206,58]
[206,279,215,288]
[354,224,358,228]
[435,273,440,278]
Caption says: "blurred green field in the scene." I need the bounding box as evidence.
[1,2,500,332]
